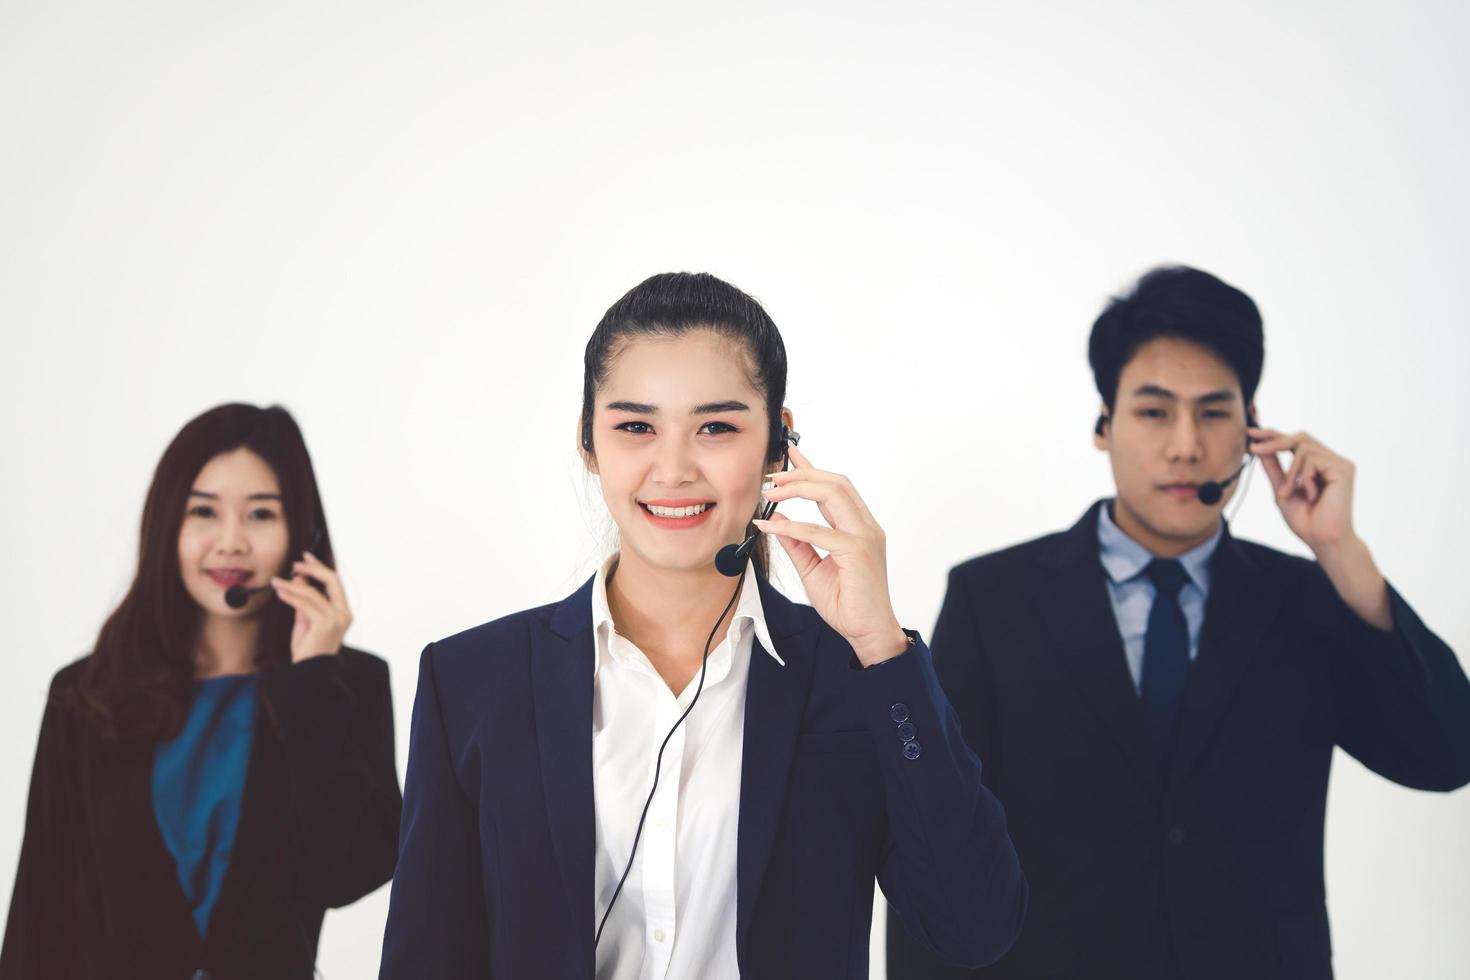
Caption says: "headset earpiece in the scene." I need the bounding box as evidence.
[770,424,800,464]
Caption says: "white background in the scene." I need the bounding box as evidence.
[2,1,1467,977]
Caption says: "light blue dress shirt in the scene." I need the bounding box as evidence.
[1096,501,1224,693]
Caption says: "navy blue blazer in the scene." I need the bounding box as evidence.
[887,502,1470,980]
[380,573,1026,979]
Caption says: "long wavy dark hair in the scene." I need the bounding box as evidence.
[70,404,335,741]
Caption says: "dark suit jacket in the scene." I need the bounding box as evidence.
[887,501,1470,980]
[378,573,1027,979]
[1,649,403,980]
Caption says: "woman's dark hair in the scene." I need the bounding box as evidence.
[1089,265,1265,412]
[71,403,334,741]
[581,272,788,576]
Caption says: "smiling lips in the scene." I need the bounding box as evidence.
[206,569,253,587]
[639,499,717,530]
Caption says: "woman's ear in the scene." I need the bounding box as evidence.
[781,406,795,432]
[576,416,597,474]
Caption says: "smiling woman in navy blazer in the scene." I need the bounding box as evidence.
[379,273,1026,979]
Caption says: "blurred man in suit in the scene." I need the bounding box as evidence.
[887,266,1470,980]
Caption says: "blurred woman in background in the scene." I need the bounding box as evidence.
[1,403,402,980]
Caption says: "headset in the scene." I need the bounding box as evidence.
[223,527,326,608]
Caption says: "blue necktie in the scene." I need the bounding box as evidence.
[1141,558,1191,767]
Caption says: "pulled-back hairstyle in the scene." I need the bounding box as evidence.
[1089,265,1265,413]
[581,272,788,576]
[71,404,335,741]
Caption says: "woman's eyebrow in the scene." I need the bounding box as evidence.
[187,490,282,501]
[605,400,657,413]
[604,400,751,414]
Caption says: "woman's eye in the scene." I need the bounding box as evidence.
[700,421,738,435]
[249,508,279,521]
[187,505,216,518]
[614,421,653,435]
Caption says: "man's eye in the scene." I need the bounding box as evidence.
[614,421,653,435]
[1138,408,1167,420]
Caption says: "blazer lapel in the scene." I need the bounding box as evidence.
[1168,527,1285,786]
[104,736,199,943]
[735,575,818,967]
[534,577,597,964]
[1034,502,1162,797]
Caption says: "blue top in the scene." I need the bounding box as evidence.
[1096,501,1223,692]
[152,673,258,936]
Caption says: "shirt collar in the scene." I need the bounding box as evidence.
[1096,499,1222,593]
[589,554,783,678]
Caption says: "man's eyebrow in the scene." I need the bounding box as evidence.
[1131,385,1237,405]
[1195,389,1236,405]
[1132,384,1177,400]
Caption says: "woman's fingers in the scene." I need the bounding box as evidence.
[271,576,338,623]
[785,442,816,472]
[297,552,350,614]
[759,511,823,577]
[761,477,871,532]
[753,516,845,554]
[767,446,877,524]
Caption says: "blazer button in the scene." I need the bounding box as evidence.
[191,971,212,980]
[889,703,910,723]
[1166,827,1186,846]
[896,721,916,743]
[902,740,922,761]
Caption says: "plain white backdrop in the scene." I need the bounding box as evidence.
[2,1,1467,977]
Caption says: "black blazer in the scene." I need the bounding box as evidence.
[1,649,403,980]
[888,501,1470,980]
[379,573,1027,979]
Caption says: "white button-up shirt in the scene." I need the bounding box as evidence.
[591,556,782,980]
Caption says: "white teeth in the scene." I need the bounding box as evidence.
[646,503,713,518]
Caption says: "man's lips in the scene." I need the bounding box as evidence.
[205,569,254,587]
[1160,483,1201,499]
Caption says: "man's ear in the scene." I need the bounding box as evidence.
[1246,400,1259,431]
[577,416,597,474]
[1093,405,1110,451]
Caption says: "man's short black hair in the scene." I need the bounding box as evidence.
[1089,265,1265,412]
